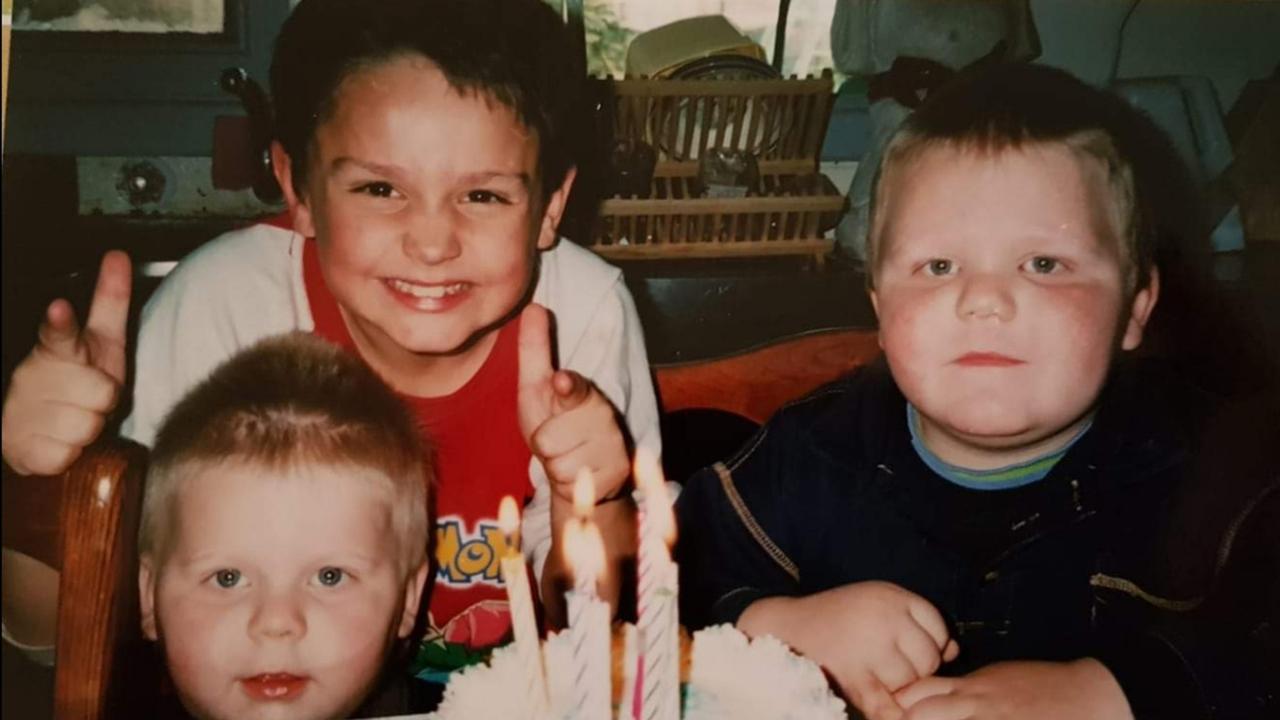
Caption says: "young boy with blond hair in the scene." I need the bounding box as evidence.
[138,332,429,719]
[678,63,1275,720]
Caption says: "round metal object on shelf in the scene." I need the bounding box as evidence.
[652,54,787,161]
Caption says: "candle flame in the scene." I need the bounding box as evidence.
[498,495,520,537]
[634,447,676,546]
[563,518,607,589]
[573,467,595,519]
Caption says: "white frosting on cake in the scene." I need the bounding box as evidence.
[425,624,846,720]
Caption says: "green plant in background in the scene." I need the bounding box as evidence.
[583,0,633,78]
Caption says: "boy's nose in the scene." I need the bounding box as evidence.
[403,206,463,264]
[956,273,1015,321]
[248,591,307,640]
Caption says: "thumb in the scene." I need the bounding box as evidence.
[84,251,132,347]
[37,298,87,362]
[84,251,133,383]
[942,639,959,663]
[550,370,592,413]
[517,303,554,438]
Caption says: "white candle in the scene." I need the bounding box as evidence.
[633,449,679,720]
[564,517,611,720]
[498,496,549,719]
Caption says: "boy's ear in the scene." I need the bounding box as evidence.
[1121,266,1160,351]
[138,555,159,641]
[535,166,578,251]
[270,141,317,238]
[397,562,431,638]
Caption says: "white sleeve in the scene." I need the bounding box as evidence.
[121,227,310,447]
[523,251,661,586]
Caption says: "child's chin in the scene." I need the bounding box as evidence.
[942,414,1039,447]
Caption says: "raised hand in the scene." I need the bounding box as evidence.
[2,251,132,475]
[516,302,629,503]
[894,658,1132,720]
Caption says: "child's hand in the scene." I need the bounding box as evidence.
[740,581,959,720]
[894,658,1132,720]
[2,251,132,476]
[517,303,629,502]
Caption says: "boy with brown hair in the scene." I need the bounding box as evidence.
[678,62,1275,720]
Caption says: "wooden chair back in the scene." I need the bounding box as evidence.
[654,327,880,424]
[53,440,154,720]
[653,328,881,480]
[3,440,154,719]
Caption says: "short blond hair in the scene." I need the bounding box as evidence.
[139,333,429,573]
[867,63,1156,293]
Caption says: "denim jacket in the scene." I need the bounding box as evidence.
[676,359,1277,719]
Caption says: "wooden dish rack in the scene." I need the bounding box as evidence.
[585,72,843,264]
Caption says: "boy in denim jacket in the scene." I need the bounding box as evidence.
[678,63,1276,720]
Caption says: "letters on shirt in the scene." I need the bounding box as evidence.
[435,515,512,587]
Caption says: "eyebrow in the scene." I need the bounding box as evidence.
[330,157,530,189]
[330,157,407,178]
[458,171,532,189]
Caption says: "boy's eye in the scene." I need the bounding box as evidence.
[354,182,399,199]
[465,190,508,205]
[213,569,242,589]
[924,259,954,276]
[316,567,346,587]
[1025,256,1061,274]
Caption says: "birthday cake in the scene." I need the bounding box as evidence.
[425,623,847,720]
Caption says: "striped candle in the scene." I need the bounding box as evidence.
[633,449,679,720]
[564,518,611,720]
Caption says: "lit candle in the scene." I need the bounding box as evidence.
[633,448,679,720]
[564,513,612,720]
[498,496,549,719]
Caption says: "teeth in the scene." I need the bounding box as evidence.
[388,279,466,299]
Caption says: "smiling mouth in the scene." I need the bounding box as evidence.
[954,352,1026,367]
[386,278,468,299]
[239,673,309,701]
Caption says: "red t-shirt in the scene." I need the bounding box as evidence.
[301,236,533,652]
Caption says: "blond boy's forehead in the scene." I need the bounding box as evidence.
[873,140,1131,267]
[150,458,403,557]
